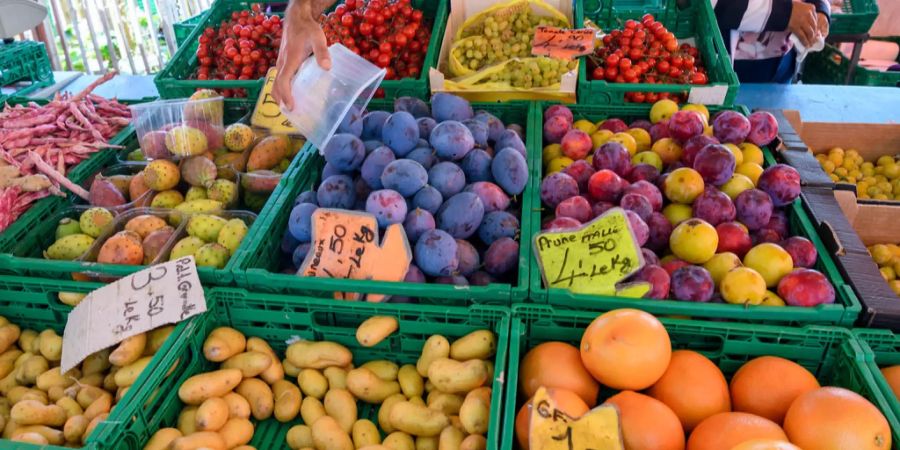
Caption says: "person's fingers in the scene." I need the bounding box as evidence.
[310,29,332,70]
[800,25,815,47]
[275,41,307,111]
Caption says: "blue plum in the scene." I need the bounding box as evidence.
[403,208,436,244]
[366,189,408,227]
[412,185,443,215]
[430,121,475,161]
[484,237,519,276]
[292,242,312,268]
[288,202,317,242]
[281,229,301,254]
[362,111,390,140]
[495,129,527,158]
[463,119,489,148]
[432,93,473,122]
[337,105,363,137]
[324,133,366,172]
[406,147,438,170]
[417,117,438,140]
[474,111,505,143]
[414,229,459,276]
[428,162,466,198]
[381,159,428,197]
[461,149,493,183]
[364,140,384,153]
[316,175,356,209]
[322,162,350,179]
[382,111,420,157]
[394,97,430,118]
[465,181,510,213]
[469,271,495,286]
[455,239,480,276]
[293,190,317,206]
[360,146,396,189]
[491,148,528,196]
[436,192,485,239]
[478,210,519,245]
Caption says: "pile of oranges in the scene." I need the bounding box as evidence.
[515,309,892,450]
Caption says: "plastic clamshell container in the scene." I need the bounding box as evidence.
[115,288,510,449]
[527,102,861,326]
[129,96,225,161]
[283,44,386,151]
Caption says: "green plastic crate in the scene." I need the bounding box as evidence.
[856,328,900,443]
[174,13,204,47]
[576,0,738,105]
[0,40,54,102]
[0,275,197,450]
[528,102,861,326]
[803,39,900,87]
[502,305,899,450]
[231,100,538,305]
[154,0,448,100]
[831,0,880,36]
[117,288,510,449]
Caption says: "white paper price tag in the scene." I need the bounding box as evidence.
[61,256,207,373]
[688,85,728,106]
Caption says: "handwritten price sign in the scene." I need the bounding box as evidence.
[533,208,649,297]
[530,387,624,450]
[299,209,412,302]
[61,256,206,373]
[531,26,596,60]
[251,68,299,134]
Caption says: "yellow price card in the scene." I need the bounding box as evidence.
[530,386,624,450]
[252,68,299,134]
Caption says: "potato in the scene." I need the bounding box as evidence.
[286,424,314,450]
[298,369,328,399]
[439,426,464,450]
[416,336,450,377]
[223,392,251,420]
[11,400,66,426]
[273,379,301,422]
[460,434,486,450]
[12,431,48,444]
[114,355,153,387]
[232,446,256,450]
[219,417,253,448]
[178,369,242,405]
[178,406,198,435]
[116,386,130,403]
[353,419,381,448]
[417,436,438,450]
[398,364,424,398]
[312,416,354,450]
[37,329,63,362]
[17,354,48,384]
[449,330,495,361]
[57,397,83,418]
[7,386,40,404]
[13,350,32,368]
[108,333,147,367]
[63,415,88,443]
[383,431,415,450]
[142,427,182,450]
[459,387,490,435]
[482,361,494,387]
[36,367,75,391]
[82,349,111,376]
[196,397,229,431]
[410,396,426,407]
[147,326,175,354]
[390,401,449,437]
[16,329,36,354]
[359,445,392,450]
[378,393,406,433]
[83,391,112,420]
[0,324,20,354]
[203,327,247,362]
[300,397,326,427]
[427,392,464,416]
[427,359,487,394]
[356,316,398,347]
[236,378,274,420]
[170,431,227,450]
[283,358,301,378]
[320,367,346,391]
[246,337,284,384]
[347,367,401,404]
[79,372,104,389]
[361,360,399,381]
[286,340,353,370]
[0,372,19,396]
[222,351,272,378]
[324,388,357,433]
[0,349,21,379]
[83,412,109,442]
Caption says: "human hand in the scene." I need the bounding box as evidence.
[272,1,333,111]
[788,2,818,47]
[816,12,830,39]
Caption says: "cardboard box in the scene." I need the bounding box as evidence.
[782,110,900,158]
[429,0,578,102]
[835,189,900,246]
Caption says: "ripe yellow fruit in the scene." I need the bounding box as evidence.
[721,267,767,305]
[670,219,719,264]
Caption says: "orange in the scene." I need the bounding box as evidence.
[604,391,685,450]
[648,350,731,431]
[515,388,590,450]
[686,412,787,450]
[729,440,802,450]
[880,365,900,399]
[784,386,891,450]
[519,341,599,406]
[730,356,820,424]
[580,309,671,390]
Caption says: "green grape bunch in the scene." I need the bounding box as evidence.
[481,57,579,88]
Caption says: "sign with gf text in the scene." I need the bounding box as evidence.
[530,386,624,450]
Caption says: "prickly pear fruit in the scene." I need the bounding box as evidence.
[79,207,115,238]
[142,226,175,264]
[129,173,152,206]
[124,214,168,239]
[195,243,230,269]
[165,126,208,157]
[246,135,288,171]
[287,137,306,158]
[169,236,206,260]
[140,130,173,160]
[186,214,228,242]
[46,234,94,260]
[241,171,281,193]
[171,199,224,226]
[186,120,224,152]
[217,218,248,255]
[144,159,181,191]
[184,89,223,122]
[180,155,218,188]
[214,152,246,181]
[185,186,208,201]
[89,178,127,208]
[243,191,268,212]
[97,231,144,265]
[274,159,291,174]
[224,124,255,152]
[55,218,82,240]
[150,190,185,209]
[207,179,239,207]
[106,175,133,194]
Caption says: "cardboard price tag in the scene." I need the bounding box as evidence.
[533,208,648,297]
[299,209,412,302]
[530,387,624,450]
[61,256,206,373]
[531,26,596,60]
[252,68,300,134]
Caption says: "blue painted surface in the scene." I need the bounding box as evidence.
[737,83,900,124]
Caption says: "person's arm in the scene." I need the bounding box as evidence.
[272,0,338,111]
[710,0,819,47]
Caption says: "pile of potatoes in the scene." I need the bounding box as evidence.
[143,318,498,450]
[0,315,174,446]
